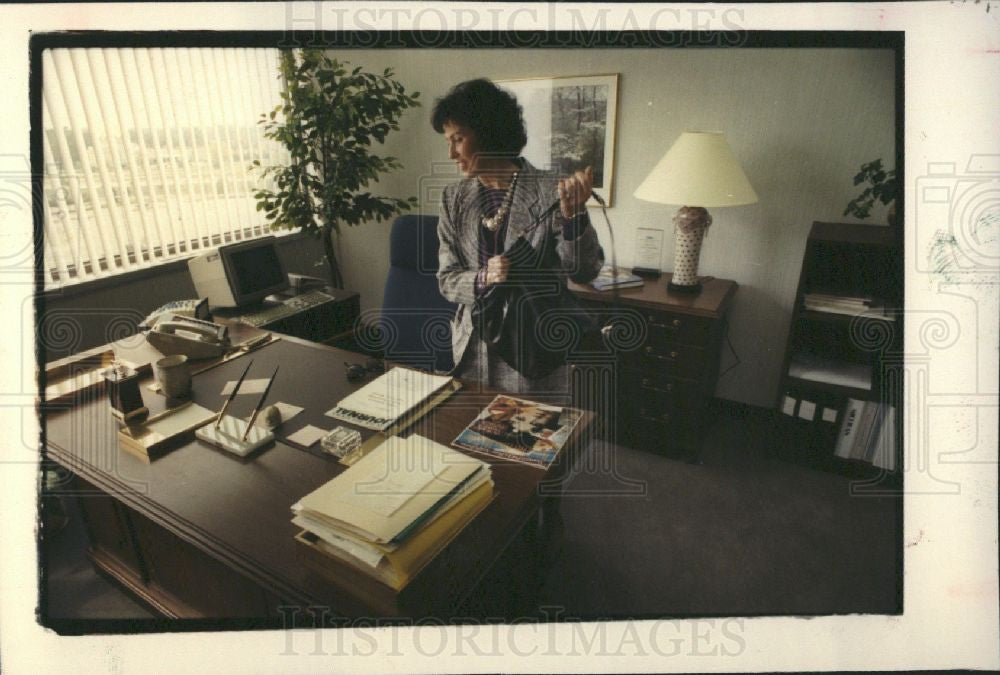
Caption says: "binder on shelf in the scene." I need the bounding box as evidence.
[850,402,876,460]
[834,398,865,458]
[872,406,897,472]
[862,404,888,463]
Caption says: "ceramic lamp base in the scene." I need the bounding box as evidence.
[668,281,703,294]
[670,206,711,294]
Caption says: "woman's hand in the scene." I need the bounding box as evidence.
[486,254,511,286]
[558,165,594,218]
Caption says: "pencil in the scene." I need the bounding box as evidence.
[243,365,278,440]
[216,359,253,428]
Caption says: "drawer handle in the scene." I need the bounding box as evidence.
[639,409,670,423]
[640,378,674,393]
[643,346,680,362]
[672,319,682,327]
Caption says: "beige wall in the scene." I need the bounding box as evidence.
[331,47,896,408]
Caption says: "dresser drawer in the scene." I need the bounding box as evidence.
[642,311,713,345]
[620,342,707,379]
[621,372,704,411]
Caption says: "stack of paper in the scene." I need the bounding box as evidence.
[326,367,459,432]
[291,434,493,591]
[803,293,893,320]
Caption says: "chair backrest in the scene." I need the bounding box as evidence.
[379,214,456,372]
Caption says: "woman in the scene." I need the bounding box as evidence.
[432,78,604,396]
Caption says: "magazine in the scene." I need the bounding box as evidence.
[452,395,583,469]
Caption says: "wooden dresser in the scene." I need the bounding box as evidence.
[569,274,738,460]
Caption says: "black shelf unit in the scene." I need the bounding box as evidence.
[776,222,903,484]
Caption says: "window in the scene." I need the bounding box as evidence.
[41,47,290,288]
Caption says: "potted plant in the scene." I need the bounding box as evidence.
[844,159,898,225]
[253,50,420,287]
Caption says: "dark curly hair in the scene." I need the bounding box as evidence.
[431,79,527,157]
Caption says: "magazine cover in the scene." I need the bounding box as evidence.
[452,395,583,469]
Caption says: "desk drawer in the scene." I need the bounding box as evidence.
[643,311,712,345]
[621,373,704,412]
[620,343,707,379]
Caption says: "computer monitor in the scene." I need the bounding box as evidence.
[187,236,290,308]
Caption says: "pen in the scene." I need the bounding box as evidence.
[243,365,278,440]
[216,359,253,428]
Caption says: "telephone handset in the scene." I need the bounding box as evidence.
[145,313,230,360]
[139,298,210,330]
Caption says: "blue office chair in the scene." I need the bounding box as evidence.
[378,214,457,373]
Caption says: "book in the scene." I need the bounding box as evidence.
[590,266,644,291]
[834,398,865,458]
[862,403,888,463]
[325,367,458,432]
[803,293,894,321]
[291,434,494,591]
[452,395,583,469]
[804,292,873,305]
[851,401,880,460]
[874,406,897,471]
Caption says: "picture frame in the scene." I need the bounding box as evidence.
[497,74,620,206]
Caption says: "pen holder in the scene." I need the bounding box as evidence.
[103,364,148,424]
[195,414,274,458]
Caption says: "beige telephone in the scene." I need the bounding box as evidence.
[145,313,230,360]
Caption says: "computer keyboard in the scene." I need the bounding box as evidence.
[238,290,336,327]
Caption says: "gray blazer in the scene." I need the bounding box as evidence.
[436,160,604,369]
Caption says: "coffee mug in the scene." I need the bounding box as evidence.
[154,354,191,399]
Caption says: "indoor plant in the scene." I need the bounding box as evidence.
[844,159,897,225]
[253,50,420,287]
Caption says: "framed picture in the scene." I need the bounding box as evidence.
[497,74,620,206]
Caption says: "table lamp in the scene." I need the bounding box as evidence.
[634,131,758,294]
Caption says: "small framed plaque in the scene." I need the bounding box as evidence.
[633,227,664,277]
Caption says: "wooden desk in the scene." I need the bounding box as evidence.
[569,274,737,459]
[42,332,592,621]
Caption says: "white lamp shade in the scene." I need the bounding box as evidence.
[634,131,758,207]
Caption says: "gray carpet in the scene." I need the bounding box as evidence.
[42,403,900,621]
[539,404,900,617]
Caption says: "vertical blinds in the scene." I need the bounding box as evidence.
[41,47,289,288]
